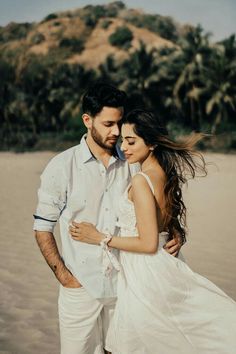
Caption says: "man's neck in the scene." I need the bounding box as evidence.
[86,135,114,168]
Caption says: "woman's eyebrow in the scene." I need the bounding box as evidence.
[123,136,136,139]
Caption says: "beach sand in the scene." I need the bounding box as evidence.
[0,152,235,354]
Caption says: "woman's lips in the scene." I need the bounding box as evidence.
[124,154,132,159]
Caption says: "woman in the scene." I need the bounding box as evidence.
[69,109,236,353]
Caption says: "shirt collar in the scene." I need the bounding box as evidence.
[80,135,95,163]
[80,134,126,163]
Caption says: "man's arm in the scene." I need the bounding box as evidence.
[34,156,81,288]
[35,231,81,288]
[163,237,182,257]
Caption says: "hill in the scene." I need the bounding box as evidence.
[0,1,180,71]
[0,1,235,151]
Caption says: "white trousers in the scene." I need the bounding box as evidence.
[58,285,116,354]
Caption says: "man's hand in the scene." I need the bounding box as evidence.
[62,272,82,289]
[164,237,182,257]
[35,231,82,288]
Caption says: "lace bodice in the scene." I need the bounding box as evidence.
[116,183,137,235]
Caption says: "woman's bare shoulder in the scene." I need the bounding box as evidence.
[131,169,165,196]
[143,168,166,188]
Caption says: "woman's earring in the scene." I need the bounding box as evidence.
[150,145,157,151]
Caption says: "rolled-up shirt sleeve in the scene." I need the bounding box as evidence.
[33,156,67,232]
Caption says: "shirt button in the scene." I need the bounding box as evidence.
[105,208,109,211]
[105,189,108,192]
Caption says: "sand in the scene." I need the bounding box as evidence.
[0,151,235,354]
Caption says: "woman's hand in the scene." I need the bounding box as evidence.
[69,221,103,245]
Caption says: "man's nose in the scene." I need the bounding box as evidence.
[111,124,120,136]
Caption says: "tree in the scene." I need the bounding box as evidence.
[109,26,133,49]
[0,58,16,148]
[173,25,212,131]
[203,36,236,133]
[119,41,159,107]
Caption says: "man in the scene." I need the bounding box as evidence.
[34,82,181,354]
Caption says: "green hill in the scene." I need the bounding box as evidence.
[0,2,180,71]
[0,1,236,151]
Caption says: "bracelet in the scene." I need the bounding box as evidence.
[100,233,113,249]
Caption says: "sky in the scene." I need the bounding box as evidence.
[0,0,235,41]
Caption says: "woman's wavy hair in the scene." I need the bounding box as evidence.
[123,109,207,244]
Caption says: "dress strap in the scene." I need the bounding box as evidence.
[137,172,155,194]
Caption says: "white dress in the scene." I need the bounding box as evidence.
[108,172,236,354]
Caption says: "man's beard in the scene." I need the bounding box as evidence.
[91,125,117,152]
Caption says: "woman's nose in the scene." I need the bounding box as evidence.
[120,141,126,151]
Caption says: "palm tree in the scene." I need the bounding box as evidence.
[121,41,159,107]
[0,59,16,148]
[203,35,236,133]
[173,25,212,131]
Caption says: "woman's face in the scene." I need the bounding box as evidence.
[121,123,151,164]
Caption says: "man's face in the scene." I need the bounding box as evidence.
[90,106,123,151]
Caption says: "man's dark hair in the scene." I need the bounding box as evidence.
[82,82,127,117]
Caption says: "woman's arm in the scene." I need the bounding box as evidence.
[70,174,160,254]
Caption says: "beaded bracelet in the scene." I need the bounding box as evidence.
[100,233,113,249]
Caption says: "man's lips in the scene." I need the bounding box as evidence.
[107,138,118,142]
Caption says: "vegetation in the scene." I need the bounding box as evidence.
[30,32,45,45]
[125,13,178,42]
[101,19,113,29]
[42,13,58,22]
[109,26,133,49]
[59,37,85,53]
[0,22,33,42]
[0,2,235,151]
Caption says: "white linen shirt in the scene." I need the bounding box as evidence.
[34,135,139,299]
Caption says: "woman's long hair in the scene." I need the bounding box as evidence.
[123,109,207,244]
